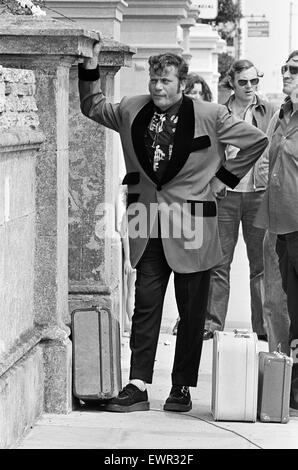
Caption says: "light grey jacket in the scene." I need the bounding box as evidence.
[79,67,268,273]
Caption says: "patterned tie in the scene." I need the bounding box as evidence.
[146,111,178,180]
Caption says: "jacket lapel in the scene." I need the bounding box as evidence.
[161,95,195,185]
[131,99,158,184]
[131,95,195,186]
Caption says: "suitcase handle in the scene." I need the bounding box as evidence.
[71,305,101,317]
[233,328,250,338]
[273,342,288,359]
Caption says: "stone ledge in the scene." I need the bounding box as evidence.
[0,325,70,378]
[0,127,44,154]
[0,20,135,70]
[44,0,128,15]
[99,38,135,68]
[0,16,98,59]
[0,328,43,377]
[1,15,98,38]
[0,346,44,449]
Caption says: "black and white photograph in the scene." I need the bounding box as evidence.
[0,0,298,457]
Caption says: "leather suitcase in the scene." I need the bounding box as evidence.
[212,330,258,422]
[258,350,293,423]
[71,306,122,401]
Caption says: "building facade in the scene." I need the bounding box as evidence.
[240,0,291,97]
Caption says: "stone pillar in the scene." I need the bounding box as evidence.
[120,0,192,96]
[44,0,128,41]
[42,6,135,336]
[189,23,226,103]
[32,57,73,413]
[179,6,199,64]
[68,41,134,337]
[0,15,98,414]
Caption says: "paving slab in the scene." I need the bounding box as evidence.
[17,334,298,450]
[16,234,298,451]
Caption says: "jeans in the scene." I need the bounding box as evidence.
[263,231,289,354]
[205,191,267,335]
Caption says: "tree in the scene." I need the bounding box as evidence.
[216,0,242,24]
[201,0,243,84]
[218,52,234,82]
[202,0,242,46]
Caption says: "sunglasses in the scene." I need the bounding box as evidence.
[281,64,298,75]
[237,78,259,87]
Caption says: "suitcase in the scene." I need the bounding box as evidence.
[71,306,122,401]
[212,330,258,422]
[257,349,293,423]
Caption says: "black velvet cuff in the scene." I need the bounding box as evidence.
[78,64,100,81]
[215,166,240,189]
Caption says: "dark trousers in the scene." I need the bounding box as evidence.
[276,233,298,390]
[129,236,210,386]
[263,231,289,354]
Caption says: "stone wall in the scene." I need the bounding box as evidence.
[0,66,39,131]
[0,15,133,448]
[68,42,134,338]
[0,65,44,448]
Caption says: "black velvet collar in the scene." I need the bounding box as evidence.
[131,99,157,184]
[131,95,195,186]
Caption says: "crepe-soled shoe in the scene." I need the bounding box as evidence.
[163,385,192,412]
[105,383,149,412]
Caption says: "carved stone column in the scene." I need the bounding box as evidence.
[120,0,192,96]
[44,0,128,41]
[189,23,226,103]
[68,41,134,334]
[179,6,200,64]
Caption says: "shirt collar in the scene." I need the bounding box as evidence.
[225,93,263,113]
[280,96,293,118]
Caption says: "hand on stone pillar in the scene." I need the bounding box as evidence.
[83,41,102,70]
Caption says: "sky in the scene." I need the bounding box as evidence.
[239,0,297,93]
[247,0,298,52]
[291,0,298,50]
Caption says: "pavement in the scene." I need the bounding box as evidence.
[16,236,298,452]
[16,326,298,451]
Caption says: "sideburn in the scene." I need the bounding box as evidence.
[178,80,186,94]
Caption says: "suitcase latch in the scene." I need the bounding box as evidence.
[233,328,250,338]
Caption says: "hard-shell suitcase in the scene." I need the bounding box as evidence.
[212,330,258,422]
[258,349,293,423]
[71,306,122,401]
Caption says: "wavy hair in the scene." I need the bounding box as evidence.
[222,59,263,90]
[148,53,189,83]
[184,73,213,102]
[287,50,298,62]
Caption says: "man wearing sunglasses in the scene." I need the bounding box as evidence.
[204,59,277,342]
[255,50,298,410]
